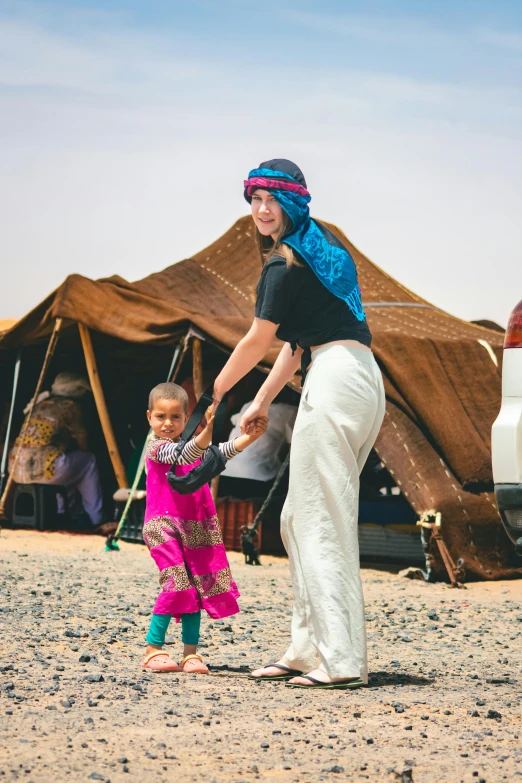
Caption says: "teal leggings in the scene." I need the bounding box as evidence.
[146,612,201,647]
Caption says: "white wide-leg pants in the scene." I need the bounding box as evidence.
[280,344,385,681]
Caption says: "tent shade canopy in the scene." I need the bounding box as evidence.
[1,215,515,580]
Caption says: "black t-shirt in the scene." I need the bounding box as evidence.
[255,255,372,350]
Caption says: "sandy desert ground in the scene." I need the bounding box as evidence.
[1,528,521,783]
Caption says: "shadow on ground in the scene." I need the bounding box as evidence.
[368,670,434,687]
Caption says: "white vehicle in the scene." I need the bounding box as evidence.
[492,299,522,554]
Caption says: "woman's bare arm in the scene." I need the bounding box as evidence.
[240,343,302,431]
[213,318,279,401]
[254,342,302,409]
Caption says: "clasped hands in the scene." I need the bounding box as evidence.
[210,393,269,435]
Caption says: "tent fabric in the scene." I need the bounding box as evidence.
[1,215,517,580]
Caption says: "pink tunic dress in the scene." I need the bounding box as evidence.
[143,438,240,620]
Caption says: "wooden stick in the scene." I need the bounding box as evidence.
[432,529,460,587]
[192,337,203,400]
[78,323,128,489]
[0,318,63,518]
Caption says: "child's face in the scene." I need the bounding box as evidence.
[147,398,188,439]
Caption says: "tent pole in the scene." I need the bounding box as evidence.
[0,349,22,496]
[192,337,203,400]
[0,318,63,519]
[192,335,220,501]
[78,323,128,490]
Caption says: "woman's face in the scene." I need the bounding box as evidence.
[251,189,283,238]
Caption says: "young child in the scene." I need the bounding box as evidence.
[142,382,268,674]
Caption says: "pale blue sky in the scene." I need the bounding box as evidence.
[1,0,521,324]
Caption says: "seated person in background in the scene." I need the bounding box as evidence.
[219,400,297,500]
[10,371,114,533]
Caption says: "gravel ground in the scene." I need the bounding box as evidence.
[1,528,521,783]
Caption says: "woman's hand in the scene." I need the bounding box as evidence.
[240,399,269,433]
[234,417,269,451]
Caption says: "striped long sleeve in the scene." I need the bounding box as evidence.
[147,437,241,465]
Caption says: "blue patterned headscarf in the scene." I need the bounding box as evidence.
[244,158,366,322]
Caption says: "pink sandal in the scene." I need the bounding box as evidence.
[181,654,209,674]
[142,650,181,672]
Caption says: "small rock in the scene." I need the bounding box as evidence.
[487,709,501,719]
[84,674,104,683]
[260,742,269,748]
[45,705,57,710]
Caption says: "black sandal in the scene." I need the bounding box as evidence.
[285,674,365,690]
[248,664,304,681]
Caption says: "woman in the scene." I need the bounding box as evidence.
[10,371,114,534]
[213,159,385,689]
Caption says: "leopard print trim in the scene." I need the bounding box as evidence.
[158,565,192,592]
[142,516,171,548]
[143,515,223,550]
[146,438,172,463]
[193,568,232,599]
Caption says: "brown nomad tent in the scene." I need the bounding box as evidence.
[0,216,518,581]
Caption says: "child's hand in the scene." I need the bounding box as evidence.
[194,407,215,451]
[205,406,215,428]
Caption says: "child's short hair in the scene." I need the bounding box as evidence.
[148,382,188,413]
